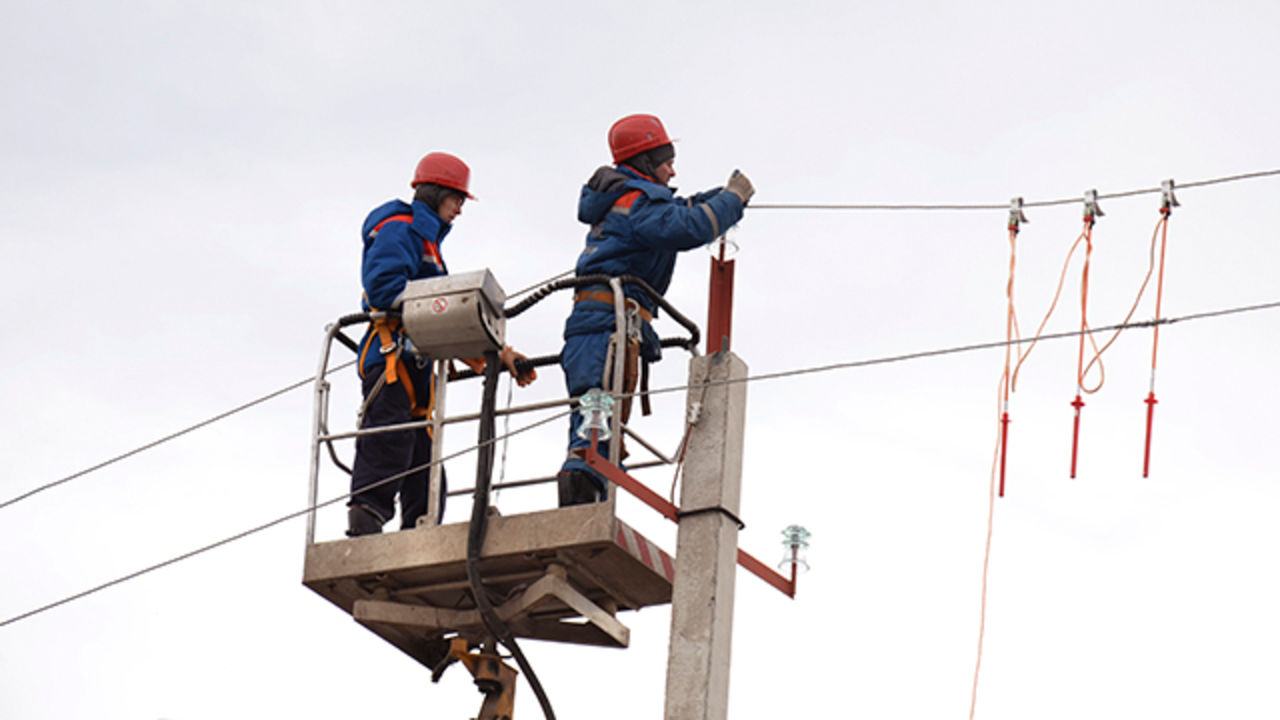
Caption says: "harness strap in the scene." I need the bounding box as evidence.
[360,212,437,420]
[573,289,653,322]
[401,354,434,421]
[361,292,405,387]
[358,355,436,428]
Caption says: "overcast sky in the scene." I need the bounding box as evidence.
[3,2,1279,719]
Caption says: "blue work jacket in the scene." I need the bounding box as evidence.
[358,199,451,376]
[565,165,744,356]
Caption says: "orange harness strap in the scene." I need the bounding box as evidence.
[360,212,439,421]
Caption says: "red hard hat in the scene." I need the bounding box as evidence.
[608,114,672,164]
[411,152,475,199]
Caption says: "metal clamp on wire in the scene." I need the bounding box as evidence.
[1083,188,1105,225]
[1008,196,1028,233]
[1161,178,1180,215]
[675,505,746,530]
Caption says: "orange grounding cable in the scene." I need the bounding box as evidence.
[1144,201,1174,476]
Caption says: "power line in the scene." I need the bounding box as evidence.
[631,299,1280,401]
[0,360,356,512]
[3,297,1276,628]
[8,164,1276,513]
[748,168,1280,211]
[0,267,577,512]
[0,408,572,629]
[10,166,1279,512]
[7,291,1276,520]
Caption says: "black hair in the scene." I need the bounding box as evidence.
[413,183,465,214]
[620,143,675,183]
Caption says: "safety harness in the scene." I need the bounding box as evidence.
[572,188,659,419]
[358,212,448,423]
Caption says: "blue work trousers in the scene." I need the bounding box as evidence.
[560,330,637,498]
[349,361,445,527]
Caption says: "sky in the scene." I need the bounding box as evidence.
[3,1,1279,718]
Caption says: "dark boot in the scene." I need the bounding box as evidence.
[557,470,601,507]
[346,504,384,537]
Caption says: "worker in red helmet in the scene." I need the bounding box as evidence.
[557,114,755,506]
[347,152,536,537]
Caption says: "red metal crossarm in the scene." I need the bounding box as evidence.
[583,440,796,598]
[584,441,678,523]
[736,548,797,598]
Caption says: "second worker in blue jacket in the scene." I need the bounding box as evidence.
[349,152,536,536]
[557,113,755,505]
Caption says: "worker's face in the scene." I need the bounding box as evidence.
[438,193,465,223]
[654,159,676,186]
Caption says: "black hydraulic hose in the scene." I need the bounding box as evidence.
[465,351,557,720]
[502,273,701,352]
[334,310,401,328]
[333,330,360,355]
[334,312,371,327]
[330,310,404,354]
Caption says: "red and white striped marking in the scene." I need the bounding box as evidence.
[616,520,675,583]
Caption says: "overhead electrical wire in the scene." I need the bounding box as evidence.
[973,200,1175,717]
[5,168,1278,629]
[0,264,581,511]
[6,167,1277,720]
[0,360,356,512]
[629,299,1280,402]
[8,168,1279,512]
[5,294,1279,521]
[4,298,1279,630]
[0,407,573,630]
[748,168,1280,211]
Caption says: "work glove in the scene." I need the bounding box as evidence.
[724,169,755,206]
[499,345,538,387]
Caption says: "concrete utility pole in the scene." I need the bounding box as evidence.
[664,351,748,720]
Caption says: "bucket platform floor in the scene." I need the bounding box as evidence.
[303,501,674,666]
